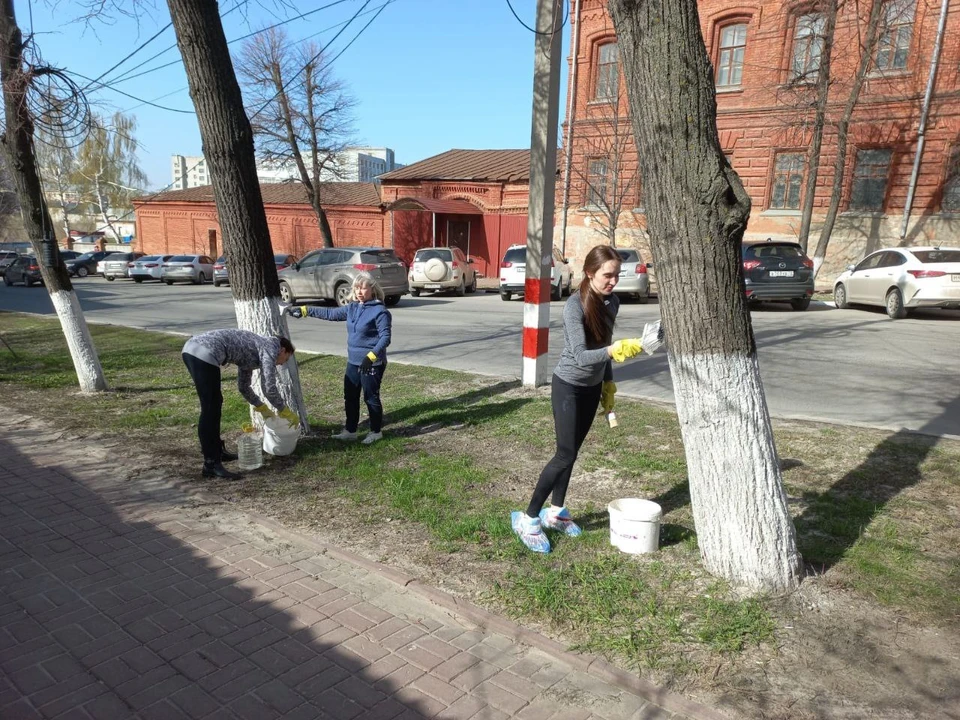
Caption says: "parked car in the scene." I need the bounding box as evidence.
[614,248,651,302]
[3,256,42,286]
[103,252,145,280]
[129,255,174,282]
[741,240,814,311]
[278,247,407,307]
[212,253,299,287]
[408,247,477,297]
[213,256,228,286]
[0,251,19,277]
[499,244,573,301]
[59,250,82,263]
[66,250,116,278]
[161,255,216,285]
[833,246,960,319]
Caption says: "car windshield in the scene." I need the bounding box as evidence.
[169,255,195,262]
[360,250,399,264]
[75,252,95,261]
[744,244,803,258]
[503,248,526,263]
[913,250,960,264]
[415,249,452,262]
[617,250,640,262]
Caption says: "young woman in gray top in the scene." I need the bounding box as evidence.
[511,245,645,553]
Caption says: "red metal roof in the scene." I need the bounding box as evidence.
[385,197,480,214]
[380,149,551,183]
[137,182,382,207]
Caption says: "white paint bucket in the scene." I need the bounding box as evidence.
[607,498,662,554]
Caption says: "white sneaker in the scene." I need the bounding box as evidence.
[332,429,358,441]
[362,432,383,445]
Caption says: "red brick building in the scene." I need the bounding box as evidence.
[560,0,960,279]
[133,182,387,259]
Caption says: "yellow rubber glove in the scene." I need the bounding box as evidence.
[609,338,642,363]
[286,305,309,319]
[253,404,275,420]
[278,406,300,428]
[601,381,617,414]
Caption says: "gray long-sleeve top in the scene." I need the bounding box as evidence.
[182,329,286,410]
[553,292,619,387]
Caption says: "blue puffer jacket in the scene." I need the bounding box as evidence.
[305,300,392,366]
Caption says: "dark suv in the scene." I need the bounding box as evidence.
[741,240,815,311]
[3,256,42,286]
[0,251,20,276]
[66,250,116,278]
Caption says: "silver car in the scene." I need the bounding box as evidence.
[161,254,216,285]
[279,247,408,307]
[614,248,651,302]
[408,247,478,296]
[130,255,173,282]
[103,252,145,280]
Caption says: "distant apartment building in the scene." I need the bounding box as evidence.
[170,155,209,190]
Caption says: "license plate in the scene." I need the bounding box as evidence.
[424,283,441,289]
[952,274,960,282]
[768,270,794,278]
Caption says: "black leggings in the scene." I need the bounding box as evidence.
[526,375,602,517]
[182,353,223,463]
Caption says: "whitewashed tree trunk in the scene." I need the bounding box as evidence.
[167,0,308,432]
[49,290,108,392]
[610,0,802,593]
[0,0,108,393]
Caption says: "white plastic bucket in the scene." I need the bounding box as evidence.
[262,416,300,456]
[608,498,662,554]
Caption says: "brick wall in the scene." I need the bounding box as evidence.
[560,0,960,284]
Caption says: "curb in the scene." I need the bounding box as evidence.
[211,506,732,720]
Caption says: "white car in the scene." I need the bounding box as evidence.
[499,244,573,301]
[408,246,477,296]
[833,246,960,319]
[129,255,173,282]
[161,254,216,285]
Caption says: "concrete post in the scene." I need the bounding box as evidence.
[522,0,564,387]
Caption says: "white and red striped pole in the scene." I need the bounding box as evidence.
[522,0,564,387]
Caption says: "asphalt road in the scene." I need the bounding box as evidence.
[2,277,959,437]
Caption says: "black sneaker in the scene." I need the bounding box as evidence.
[202,462,241,480]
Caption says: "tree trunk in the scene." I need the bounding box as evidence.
[166,0,308,429]
[797,0,839,254]
[609,0,801,594]
[0,0,107,392]
[93,169,121,242]
[813,0,884,278]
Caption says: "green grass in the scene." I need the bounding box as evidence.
[2,311,958,677]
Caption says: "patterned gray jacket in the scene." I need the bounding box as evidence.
[182,329,286,410]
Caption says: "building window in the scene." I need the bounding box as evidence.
[850,149,892,211]
[943,147,960,212]
[770,153,806,209]
[594,43,619,100]
[876,0,914,71]
[716,24,747,88]
[585,158,609,207]
[792,14,826,82]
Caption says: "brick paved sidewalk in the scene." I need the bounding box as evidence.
[0,417,722,720]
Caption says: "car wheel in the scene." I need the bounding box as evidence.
[410,288,420,297]
[165,280,174,286]
[551,279,562,301]
[24,276,33,287]
[3,274,10,286]
[106,276,115,281]
[279,281,294,304]
[885,288,909,319]
[454,278,465,297]
[385,295,400,307]
[466,275,477,294]
[500,290,512,302]
[213,280,221,287]
[77,266,89,278]
[791,297,811,311]
[562,277,572,297]
[834,283,849,309]
[335,282,351,307]
[134,278,143,283]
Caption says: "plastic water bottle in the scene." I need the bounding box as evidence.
[237,424,263,471]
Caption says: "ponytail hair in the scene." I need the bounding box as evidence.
[578,245,621,345]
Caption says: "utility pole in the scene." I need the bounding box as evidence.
[522,0,563,387]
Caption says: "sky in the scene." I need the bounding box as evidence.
[19,0,571,191]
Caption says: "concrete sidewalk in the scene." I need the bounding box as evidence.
[0,417,724,720]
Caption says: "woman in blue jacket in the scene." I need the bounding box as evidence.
[285,272,392,444]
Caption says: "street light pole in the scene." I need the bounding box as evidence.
[522,0,564,387]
